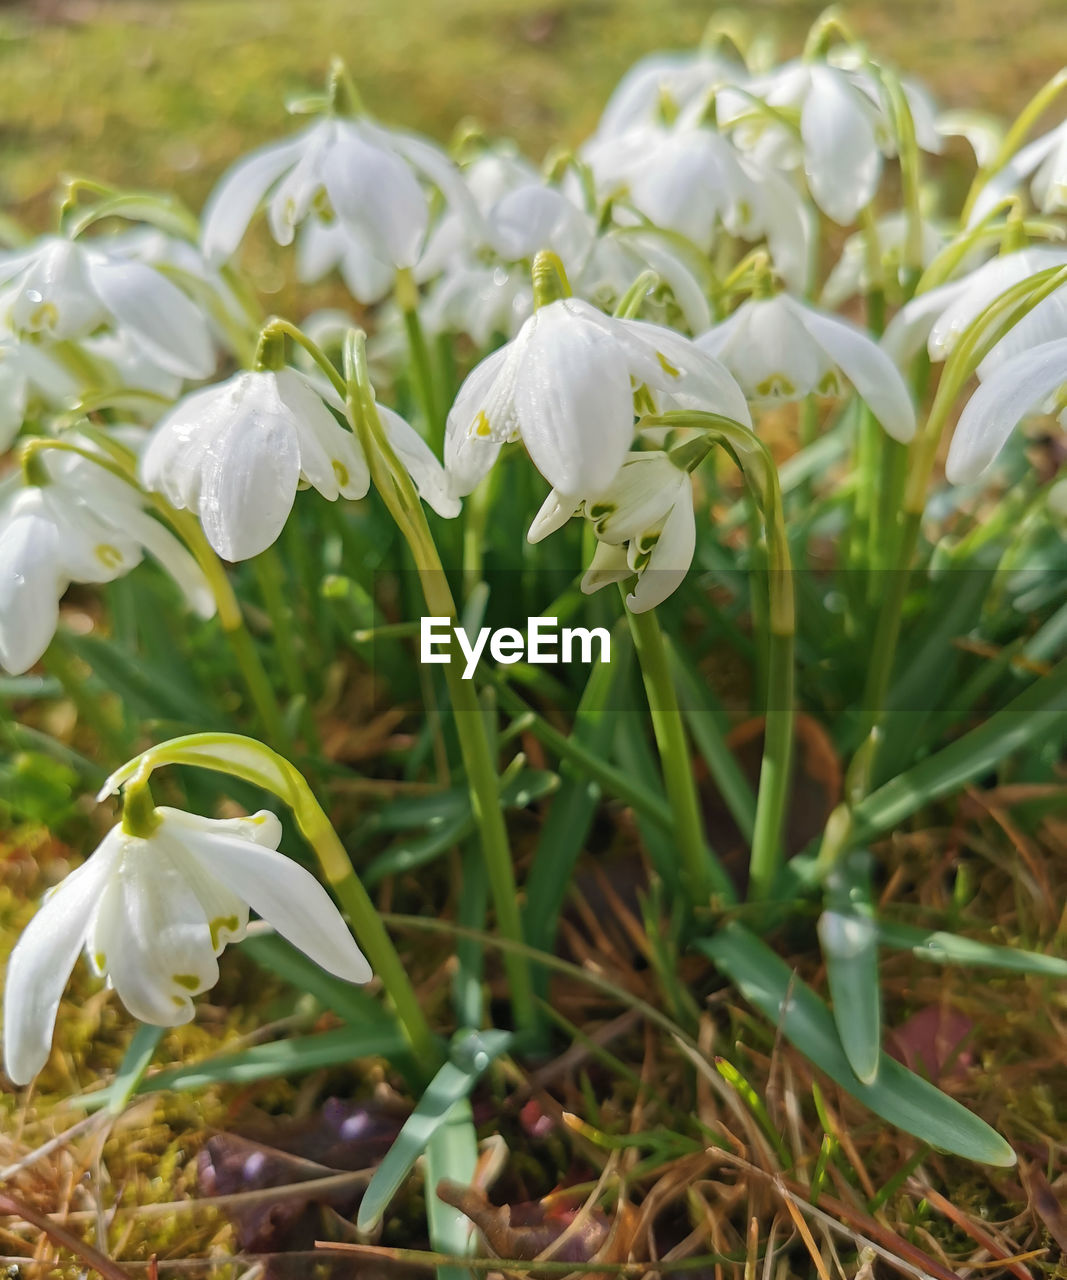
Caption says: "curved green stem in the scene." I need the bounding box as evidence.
[625,604,734,907]
[343,330,536,1034]
[395,268,442,453]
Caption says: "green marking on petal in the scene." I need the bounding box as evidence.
[173,973,201,991]
[210,915,240,950]
[94,951,107,971]
[588,502,615,520]
[473,410,492,438]
[656,351,681,378]
[332,460,350,487]
[95,543,124,570]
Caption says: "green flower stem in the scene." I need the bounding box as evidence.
[104,734,443,1075]
[42,635,128,761]
[252,547,320,751]
[343,330,536,1034]
[256,317,347,398]
[625,603,735,907]
[746,628,795,901]
[395,267,442,453]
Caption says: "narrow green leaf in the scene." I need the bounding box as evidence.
[855,657,1067,839]
[73,1025,408,1109]
[357,1029,513,1232]
[819,852,881,1084]
[695,922,1016,1166]
[107,1024,164,1115]
[240,932,394,1027]
[424,1099,479,1280]
[877,921,1067,977]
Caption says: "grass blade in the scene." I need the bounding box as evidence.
[877,921,1067,977]
[695,922,1016,1166]
[818,852,881,1084]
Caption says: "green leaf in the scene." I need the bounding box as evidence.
[424,1099,479,1280]
[73,1025,408,1110]
[877,921,1067,977]
[524,624,633,957]
[855,657,1067,839]
[357,1028,513,1232]
[107,1024,164,1115]
[695,922,1016,1166]
[819,852,881,1084]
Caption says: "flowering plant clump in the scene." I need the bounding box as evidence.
[1,11,1066,1273]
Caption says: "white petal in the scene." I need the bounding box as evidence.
[115,506,216,619]
[201,135,307,263]
[515,302,634,494]
[87,257,215,380]
[3,837,117,1084]
[527,488,581,543]
[324,125,428,269]
[274,368,369,501]
[445,343,517,494]
[185,833,372,983]
[795,300,916,442]
[801,67,882,224]
[88,841,219,1025]
[627,488,696,612]
[379,406,460,518]
[589,454,683,543]
[580,540,632,595]
[0,493,63,675]
[946,338,1067,483]
[881,279,967,366]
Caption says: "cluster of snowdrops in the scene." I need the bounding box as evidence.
[2,11,1067,1217]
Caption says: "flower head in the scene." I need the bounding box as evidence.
[528,449,697,612]
[0,237,215,380]
[0,440,213,675]
[3,803,371,1085]
[445,295,749,498]
[697,292,916,441]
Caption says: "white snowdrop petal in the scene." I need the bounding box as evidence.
[116,506,217,619]
[580,539,632,595]
[201,136,308,262]
[947,338,1067,483]
[324,126,429,269]
[87,258,215,380]
[796,302,917,442]
[89,848,218,1026]
[0,496,63,675]
[274,368,369,501]
[187,833,372,983]
[628,489,696,612]
[3,839,118,1084]
[514,302,634,495]
[527,488,581,544]
[589,454,682,543]
[378,406,460,519]
[801,66,882,224]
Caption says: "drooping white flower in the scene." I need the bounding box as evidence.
[0,237,215,380]
[583,112,811,291]
[529,450,697,612]
[2,804,371,1085]
[141,367,457,561]
[697,292,916,441]
[881,247,1067,372]
[968,119,1067,226]
[0,440,214,675]
[593,48,748,139]
[444,296,750,498]
[946,337,1067,483]
[296,218,396,305]
[201,116,476,274]
[140,368,370,562]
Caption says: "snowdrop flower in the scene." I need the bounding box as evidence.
[0,336,79,452]
[698,292,916,441]
[821,212,945,307]
[969,119,1067,225]
[593,47,748,139]
[721,59,934,225]
[0,237,214,379]
[882,247,1067,372]
[142,366,457,561]
[584,111,811,291]
[444,292,749,498]
[296,218,395,305]
[201,113,474,275]
[0,440,213,675]
[946,337,1067,483]
[529,450,697,612]
[141,367,370,562]
[3,802,371,1085]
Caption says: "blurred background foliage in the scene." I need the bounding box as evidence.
[1,0,1065,230]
